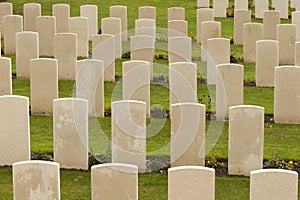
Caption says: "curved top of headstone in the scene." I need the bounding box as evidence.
[168,165,215,173]
[110,5,127,9]
[251,168,298,176]
[256,39,279,44]
[91,163,138,173]
[80,4,97,8]
[53,97,88,103]
[229,105,264,111]
[24,3,41,6]
[55,32,76,37]
[170,61,196,67]
[52,4,69,7]
[0,95,28,101]
[112,100,146,106]
[275,66,300,70]
[16,31,38,36]
[13,160,59,167]
[216,63,244,69]
[31,58,58,63]
[171,102,205,108]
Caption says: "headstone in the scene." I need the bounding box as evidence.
[272,0,278,8]
[76,59,104,117]
[295,42,300,65]
[263,10,280,40]
[0,2,12,38]
[196,8,214,43]
[23,3,41,31]
[112,100,146,172]
[80,5,98,40]
[16,31,39,78]
[92,34,115,81]
[277,24,296,65]
[168,20,188,38]
[201,21,221,61]
[168,37,192,64]
[13,161,60,200]
[168,166,215,200]
[0,95,30,166]
[122,60,150,118]
[68,17,89,57]
[228,105,264,176]
[216,64,244,120]
[234,0,248,10]
[30,58,58,115]
[274,66,300,124]
[234,9,251,45]
[135,19,156,39]
[3,15,23,55]
[168,7,185,21]
[255,0,268,19]
[243,23,263,63]
[213,0,227,18]
[54,33,77,80]
[0,57,11,95]
[102,17,122,59]
[274,0,289,19]
[170,103,206,167]
[292,11,300,42]
[36,16,56,56]
[139,6,156,22]
[197,0,210,8]
[91,163,138,200]
[52,4,70,33]
[110,5,127,41]
[169,62,197,105]
[256,40,279,87]
[250,169,298,199]
[130,35,155,80]
[53,98,88,170]
[207,38,230,85]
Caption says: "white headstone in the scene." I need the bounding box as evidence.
[110,6,128,41]
[52,4,70,33]
[234,9,251,45]
[168,20,188,38]
[168,36,191,64]
[139,6,156,22]
[201,21,221,61]
[36,16,56,56]
[213,0,227,18]
[197,8,214,43]
[243,23,263,63]
[168,7,185,21]
[234,0,248,10]
[0,2,12,38]
[23,3,41,31]
[255,0,269,19]
[277,24,296,65]
[3,15,23,55]
[263,10,280,40]
[135,19,156,39]
[80,5,98,40]
[0,57,11,95]
[292,11,300,42]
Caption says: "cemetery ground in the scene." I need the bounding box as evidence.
[1,0,300,199]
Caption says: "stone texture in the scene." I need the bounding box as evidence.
[3,15,23,55]
[168,20,188,38]
[216,64,244,120]
[170,103,205,167]
[197,8,214,43]
[135,19,156,39]
[80,5,98,40]
[0,95,30,166]
[168,166,215,200]
[197,0,210,8]
[52,4,70,33]
[256,40,279,87]
[13,161,60,200]
[168,7,185,21]
[243,23,263,63]
[30,58,58,115]
[16,31,39,78]
[250,169,298,200]
[23,3,41,31]
[110,5,127,41]
[54,33,77,80]
[234,9,251,45]
[76,59,104,117]
[274,0,289,19]
[168,37,191,64]
[234,0,248,10]
[68,17,89,57]
[295,42,300,66]
[229,105,264,176]
[201,21,221,61]
[274,66,300,124]
[263,10,280,40]
[53,98,88,170]
[292,11,300,42]
[92,34,115,81]
[0,2,12,38]
[91,163,138,200]
[277,24,296,65]
[0,57,11,95]
[213,0,227,18]
[255,0,268,19]
[139,6,156,21]
[36,16,56,56]
[112,100,146,172]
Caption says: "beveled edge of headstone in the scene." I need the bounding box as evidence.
[0,94,28,101]
[263,10,280,15]
[170,61,197,68]
[216,63,244,69]
[91,163,138,173]
[0,2,12,7]
[112,100,146,106]
[16,31,38,37]
[101,17,122,22]
[256,39,279,45]
[130,35,154,40]
[207,37,230,43]
[168,19,187,23]
[276,24,297,29]
[55,32,76,37]
[139,6,156,9]
[171,102,205,108]
[76,58,104,65]
[168,165,215,173]
[0,56,11,62]
[13,160,60,168]
[197,7,214,12]
[168,36,191,41]
[110,5,127,9]
[80,4,98,8]
[3,15,23,20]
[69,16,88,21]
[24,3,41,7]
[53,97,88,104]
[135,18,155,23]
[36,15,56,20]
[275,66,300,71]
[30,57,58,63]
[123,60,150,66]
[250,168,298,176]
[229,105,264,111]
[52,3,70,9]
[168,7,185,10]
[201,21,221,26]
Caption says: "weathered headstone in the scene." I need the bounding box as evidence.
[201,21,221,61]
[197,8,214,43]
[135,19,156,39]
[36,16,56,56]
[0,2,12,38]
[295,42,300,66]
[277,24,296,65]
[228,105,264,176]
[168,7,185,21]
[3,15,23,55]
[0,57,11,95]
[80,5,98,40]
[53,98,88,170]
[234,9,251,45]
[110,5,127,41]
[139,6,156,22]
[168,20,188,38]
[197,0,209,8]
[168,37,192,64]
[263,10,280,40]
[255,0,268,19]
[52,4,70,33]
[292,11,300,42]
[213,0,227,18]
[274,0,289,19]
[234,0,248,10]
[243,22,263,63]
[23,3,41,31]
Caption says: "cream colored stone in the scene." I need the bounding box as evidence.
[110,5,127,41]
[13,161,60,200]
[277,24,296,65]
[0,3,12,38]
[91,163,138,200]
[36,16,56,56]
[122,60,150,118]
[250,169,298,200]
[274,0,289,19]
[80,5,98,40]
[139,6,156,21]
[169,62,197,106]
[76,59,104,117]
[243,22,263,63]
[168,20,188,38]
[30,58,58,115]
[263,10,280,40]
[255,0,268,19]
[3,15,23,55]
[292,11,300,42]
[54,33,77,80]
[201,21,221,61]
[234,9,251,45]
[112,100,146,172]
[171,103,205,167]
[197,0,209,8]
[196,8,214,43]
[256,40,279,87]
[52,4,70,33]
[274,66,300,124]
[234,0,248,10]
[68,17,89,57]
[53,98,88,170]
[0,57,11,95]
[0,95,30,166]
[216,64,244,120]
[130,35,154,81]
[92,34,115,81]
[228,105,264,176]
[207,38,230,85]
[272,0,278,8]
[168,37,192,64]
[23,3,41,32]
[213,0,227,18]
[168,7,185,21]
[16,31,39,78]
[168,166,215,200]
[135,19,156,39]
[295,42,300,66]
[102,17,122,59]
